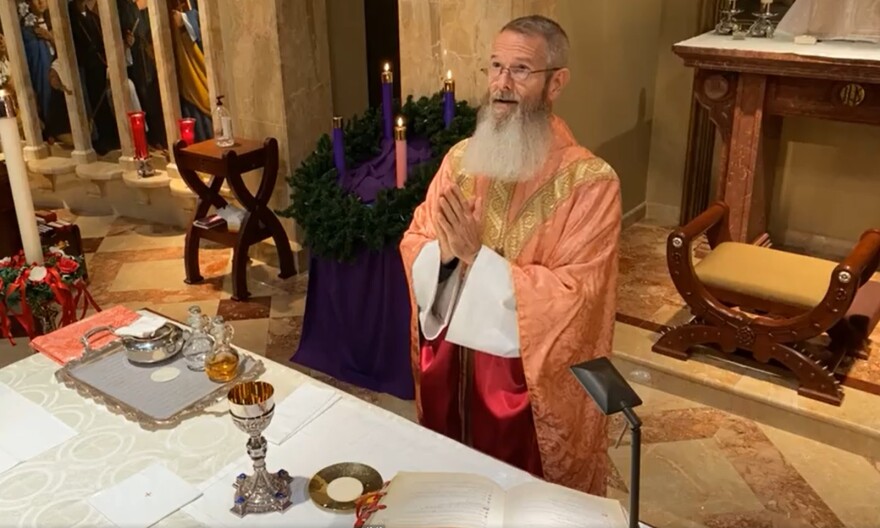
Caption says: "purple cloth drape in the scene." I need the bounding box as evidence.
[291,137,434,399]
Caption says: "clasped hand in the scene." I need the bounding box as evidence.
[434,186,481,266]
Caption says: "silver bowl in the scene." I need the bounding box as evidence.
[81,323,187,364]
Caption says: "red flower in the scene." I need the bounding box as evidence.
[57,257,79,275]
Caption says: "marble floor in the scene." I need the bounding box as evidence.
[2,212,879,528]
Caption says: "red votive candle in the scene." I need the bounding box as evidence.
[128,111,148,159]
[178,118,196,146]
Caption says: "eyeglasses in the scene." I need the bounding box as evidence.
[480,62,561,82]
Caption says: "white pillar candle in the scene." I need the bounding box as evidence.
[0,92,43,264]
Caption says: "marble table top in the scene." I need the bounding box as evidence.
[676,31,880,63]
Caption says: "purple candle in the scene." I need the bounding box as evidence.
[443,70,455,129]
[381,63,393,140]
[332,116,345,176]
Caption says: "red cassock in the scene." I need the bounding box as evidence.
[419,331,543,478]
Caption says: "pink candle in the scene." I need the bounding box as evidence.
[394,117,407,188]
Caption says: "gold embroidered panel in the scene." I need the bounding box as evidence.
[502,157,615,258]
[447,142,616,261]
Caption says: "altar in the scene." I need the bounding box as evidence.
[0,310,636,528]
[674,31,880,243]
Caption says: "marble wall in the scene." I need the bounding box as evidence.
[397,0,556,103]
[215,0,333,241]
[554,0,664,215]
[327,0,369,119]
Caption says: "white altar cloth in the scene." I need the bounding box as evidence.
[676,31,880,62]
[0,345,640,527]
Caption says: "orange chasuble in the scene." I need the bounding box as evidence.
[400,115,621,496]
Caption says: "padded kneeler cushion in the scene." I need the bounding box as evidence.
[695,242,838,310]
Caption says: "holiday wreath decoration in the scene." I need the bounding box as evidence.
[280,91,478,262]
[0,247,99,342]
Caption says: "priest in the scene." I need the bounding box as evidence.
[400,15,621,496]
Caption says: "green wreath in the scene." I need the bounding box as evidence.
[279,92,477,262]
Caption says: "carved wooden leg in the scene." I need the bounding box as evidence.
[258,206,295,279]
[183,224,203,284]
[230,214,252,302]
[652,321,729,360]
[755,340,843,405]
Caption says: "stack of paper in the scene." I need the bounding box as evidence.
[0,382,78,474]
[89,463,202,527]
[263,383,341,445]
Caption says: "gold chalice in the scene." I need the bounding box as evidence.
[227,381,293,516]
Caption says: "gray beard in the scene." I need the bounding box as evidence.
[461,97,552,183]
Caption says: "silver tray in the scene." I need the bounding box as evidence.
[55,339,265,431]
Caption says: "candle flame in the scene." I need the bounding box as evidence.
[396,117,404,127]
[446,70,452,80]
[384,62,390,72]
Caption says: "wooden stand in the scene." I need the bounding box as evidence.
[173,138,295,301]
[674,33,880,243]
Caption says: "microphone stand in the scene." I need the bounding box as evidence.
[621,406,642,528]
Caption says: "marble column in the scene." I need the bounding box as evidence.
[198,0,225,115]
[146,0,182,173]
[397,0,556,103]
[215,0,333,248]
[0,1,49,160]
[46,0,97,164]
[96,0,136,168]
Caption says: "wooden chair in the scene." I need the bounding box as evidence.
[653,201,880,405]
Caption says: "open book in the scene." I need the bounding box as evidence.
[357,472,628,528]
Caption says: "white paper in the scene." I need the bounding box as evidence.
[263,383,341,446]
[0,446,19,474]
[504,481,627,528]
[88,463,202,528]
[0,383,77,462]
[116,313,166,337]
[369,472,505,528]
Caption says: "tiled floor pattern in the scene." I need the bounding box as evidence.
[1,212,879,527]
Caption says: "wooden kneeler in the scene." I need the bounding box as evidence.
[654,202,880,405]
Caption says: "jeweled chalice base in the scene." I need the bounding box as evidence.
[231,467,294,516]
[228,381,293,517]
